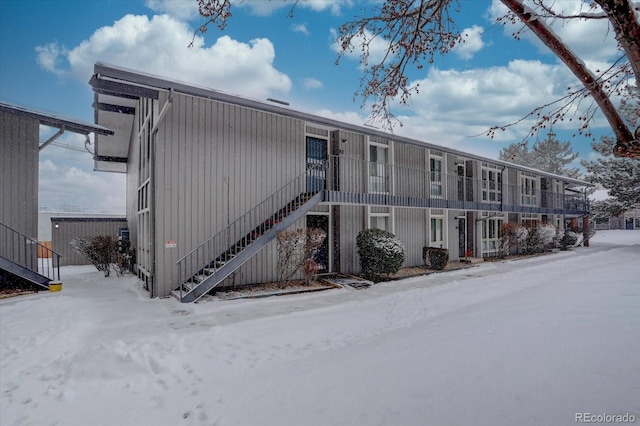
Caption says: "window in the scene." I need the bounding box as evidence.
[371,215,389,231]
[369,144,389,193]
[482,164,502,203]
[554,181,563,209]
[521,213,539,228]
[521,174,538,206]
[482,216,503,253]
[430,156,443,197]
[369,206,391,231]
[430,216,444,247]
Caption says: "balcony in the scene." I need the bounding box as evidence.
[324,155,588,215]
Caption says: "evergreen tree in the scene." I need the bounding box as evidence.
[581,137,640,214]
[530,133,580,178]
[581,87,640,215]
[498,142,531,165]
[498,133,580,178]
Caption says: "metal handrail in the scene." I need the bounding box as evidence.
[175,170,321,297]
[0,222,61,282]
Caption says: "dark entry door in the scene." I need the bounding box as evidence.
[307,214,330,273]
[458,217,466,258]
[306,137,327,193]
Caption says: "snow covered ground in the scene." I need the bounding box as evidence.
[1,230,639,426]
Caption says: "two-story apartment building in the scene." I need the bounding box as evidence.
[90,63,589,302]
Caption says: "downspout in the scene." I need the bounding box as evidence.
[500,165,506,213]
[583,187,590,247]
[84,134,94,155]
[39,127,65,151]
[148,88,174,297]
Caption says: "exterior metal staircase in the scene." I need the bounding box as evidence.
[173,172,325,303]
[0,222,61,289]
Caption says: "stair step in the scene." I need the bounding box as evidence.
[174,190,322,302]
[194,274,212,284]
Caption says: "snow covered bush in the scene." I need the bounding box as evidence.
[423,247,449,270]
[276,228,326,288]
[523,223,557,254]
[499,223,528,257]
[560,231,578,250]
[356,228,406,281]
[71,236,118,277]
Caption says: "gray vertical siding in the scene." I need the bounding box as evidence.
[151,94,307,296]
[337,204,365,274]
[394,207,427,267]
[333,131,366,193]
[51,218,128,265]
[0,111,39,239]
[394,143,426,198]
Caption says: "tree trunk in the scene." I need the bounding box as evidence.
[595,0,640,89]
[500,0,638,158]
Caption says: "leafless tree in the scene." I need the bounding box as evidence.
[194,0,640,158]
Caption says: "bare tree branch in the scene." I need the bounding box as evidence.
[501,0,638,158]
[191,0,640,157]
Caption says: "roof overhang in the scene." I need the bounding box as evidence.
[88,62,593,186]
[0,101,113,136]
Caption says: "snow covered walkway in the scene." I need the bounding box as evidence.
[1,230,639,426]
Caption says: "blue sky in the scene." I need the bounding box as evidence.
[0,0,623,213]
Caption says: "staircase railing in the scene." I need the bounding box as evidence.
[0,222,61,283]
[175,170,321,298]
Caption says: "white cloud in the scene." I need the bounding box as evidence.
[302,77,323,89]
[453,25,485,60]
[330,27,390,69]
[240,0,351,17]
[383,59,586,153]
[39,159,58,173]
[144,0,199,20]
[291,23,310,36]
[488,0,618,63]
[39,156,126,213]
[37,14,291,99]
[35,42,67,77]
[314,108,368,127]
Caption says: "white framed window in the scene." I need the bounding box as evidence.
[368,206,392,232]
[430,153,443,198]
[554,181,564,209]
[368,142,389,193]
[481,214,504,253]
[521,213,539,228]
[521,173,538,206]
[430,211,445,248]
[482,163,502,203]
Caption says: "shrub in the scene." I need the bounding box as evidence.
[499,223,528,257]
[523,223,557,254]
[276,228,326,288]
[423,247,449,270]
[71,236,119,277]
[559,231,578,250]
[356,228,406,281]
[301,259,318,285]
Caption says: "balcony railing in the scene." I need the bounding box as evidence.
[326,155,588,215]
